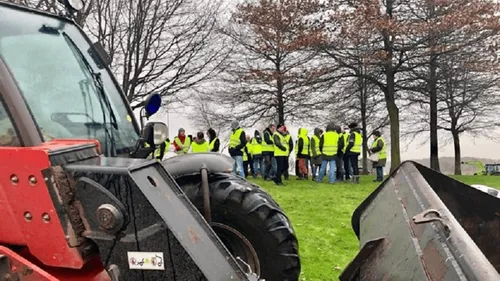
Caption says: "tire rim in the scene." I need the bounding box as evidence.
[211,222,261,276]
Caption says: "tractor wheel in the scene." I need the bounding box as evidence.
[176,173,301,281]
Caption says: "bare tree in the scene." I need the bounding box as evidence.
[405,51,500,175]
[190,90,231,152]
[6,0,93,26]
[87,0,231,108]
[206,0,328,127]
[328,64,388,174]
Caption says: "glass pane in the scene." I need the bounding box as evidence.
[0,5,140,153]
[0,100,20,146]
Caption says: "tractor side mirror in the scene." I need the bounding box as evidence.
[129,122,168,159]
[142,122,169,146]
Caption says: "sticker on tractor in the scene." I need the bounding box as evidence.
[127,251,165,270]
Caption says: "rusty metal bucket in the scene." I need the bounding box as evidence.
[340,161,500,281]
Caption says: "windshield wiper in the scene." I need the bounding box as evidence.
[61,32,118,156]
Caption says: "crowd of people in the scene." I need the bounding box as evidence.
[226,121,387,185]
[150,121,388,185]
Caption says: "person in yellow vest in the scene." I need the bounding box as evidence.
[369,130,387,182]
[335,127,347,181]
[243,135,254,178]
[228,120,247,177]
[272,124,288,185]
[144,139,170,160]
[317,123,344,184]
[191,132,209,153]
[296,128,310,179]
[207,128,220,152]
[294,129,300,179]
[310,128,323,181]
[283,126,293,180]
[251,130,263,177]
[173,128,191,154]
[262,125,276,180]
[345,122,363,184]
[342,126,350,181]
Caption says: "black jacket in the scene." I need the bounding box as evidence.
[210,138,220,152]
[262,129,274,156]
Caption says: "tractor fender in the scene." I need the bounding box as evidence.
[161,152,234,178]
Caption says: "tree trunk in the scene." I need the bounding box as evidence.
[360,71,369,174]
[428,2,440,172]
[385,63,400,171]
[386,94,400,172]
[429,57,440,171]
[452,131,462,175]
[276,57,285,124]
[384,0,400,172]
[277,89,284,124]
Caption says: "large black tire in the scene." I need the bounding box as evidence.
[176,173,301,281]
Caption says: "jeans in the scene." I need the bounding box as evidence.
[232,155,244,177]
[312,164,319,178]
[318,157,337,183]
[376,167,384,181]
[263,155,272,179]
[271,157,277,177]
[253,155,263,177]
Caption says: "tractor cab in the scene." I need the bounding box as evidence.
[0,0,166,157]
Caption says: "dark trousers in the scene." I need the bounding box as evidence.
[243,160,253,178]
[336,155,344,180]
[284,156,290,179]
[295,159,299,177]
[347,153,360,176]
[274,156,287,184]
[263,154,273,179]
[376,167,383,181]
[343,154,351,180]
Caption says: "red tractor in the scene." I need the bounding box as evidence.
[0,1,300,280]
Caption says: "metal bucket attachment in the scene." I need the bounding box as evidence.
[340,161,500,281]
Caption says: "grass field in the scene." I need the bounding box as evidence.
[249,174,500,281]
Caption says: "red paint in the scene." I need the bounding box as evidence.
[0,139,110,280]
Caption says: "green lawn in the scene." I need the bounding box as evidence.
[249,175,500,281]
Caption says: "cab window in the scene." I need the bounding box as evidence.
[0,100,20,146]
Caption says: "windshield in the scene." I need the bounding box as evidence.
[0,4,140,154]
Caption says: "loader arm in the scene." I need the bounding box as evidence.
[0,140,253,281]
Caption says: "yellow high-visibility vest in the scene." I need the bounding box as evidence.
[342,133,349,153]
[174,136,191,154]
[351,131,362,153]
[322,131,339,156]
[251,138,262,155]
[372,137,387,159]
[284,134,292,156]
[191,141,209,153]
[262,131,274,152]
[273,132,288,156]
[312,135,320,156]
[209,138,219,152]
